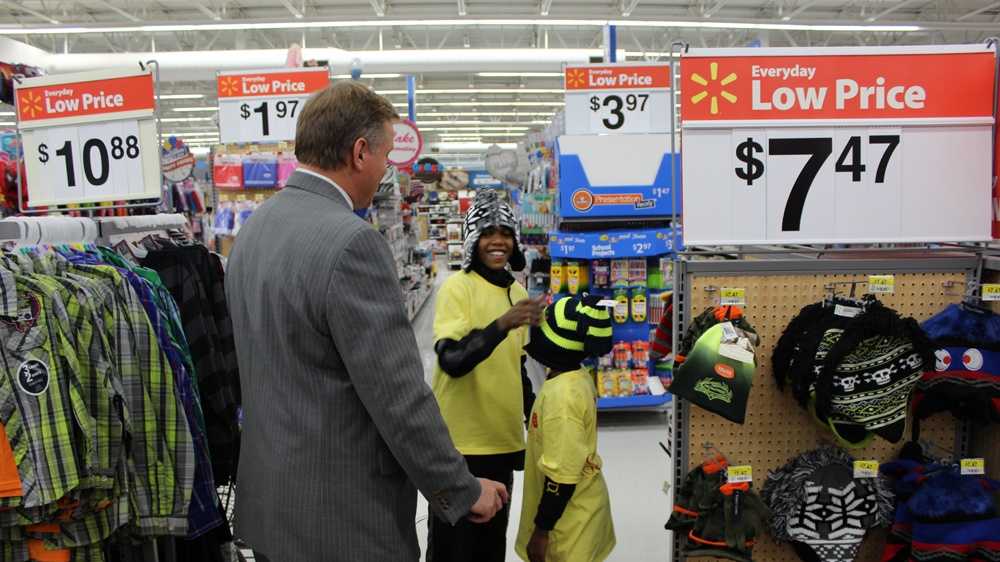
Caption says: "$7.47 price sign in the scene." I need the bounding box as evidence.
[733,133,900,231]
[217,68,329,144]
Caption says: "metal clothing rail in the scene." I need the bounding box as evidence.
[0,214,188,246]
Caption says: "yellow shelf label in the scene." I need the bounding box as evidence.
[868,275,895,294]
[728,465,753,483]
[720,287,746,306]
[961,458,985,476]
[853,460,880,479]
[982,284,1000,302]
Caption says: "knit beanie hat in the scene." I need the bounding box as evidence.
[462,189,525,272]
[762,446,894,562]
[881,459,1000,562]
[915,303,1000,433]
[814,304,932,447]
[524,294,613,372]
[671,322,758,424]
[683,481,770,562]
[676,306,756,366]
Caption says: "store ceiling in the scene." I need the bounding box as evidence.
[3,0,1000,154]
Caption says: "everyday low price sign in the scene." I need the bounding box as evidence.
[564,63,672,135]
[15,69,161,207]
[682,45,995,245]
[217,67,329,143]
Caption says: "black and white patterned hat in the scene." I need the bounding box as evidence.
[762,446,894,562]
[462,190,525,272]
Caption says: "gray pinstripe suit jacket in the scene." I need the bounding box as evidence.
[226,170,480,561]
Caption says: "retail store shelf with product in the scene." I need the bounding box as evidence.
[549,227,682,411]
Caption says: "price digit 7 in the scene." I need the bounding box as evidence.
[638,94,649,111]
[769,138,833,232]
[869,134,900,184]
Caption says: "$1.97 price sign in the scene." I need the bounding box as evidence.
[15,69,161,207]
[564,63,671,135]
[217,67,329,143]
[681,46,995,245]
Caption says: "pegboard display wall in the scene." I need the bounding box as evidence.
[677,266,969,562]
[976,266,1000,481]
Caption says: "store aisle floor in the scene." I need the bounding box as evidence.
[413,267,673,562]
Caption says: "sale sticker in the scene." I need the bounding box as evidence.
[682,49,993,122]
[16,72,155,125]
[961,458,986,475]
[727,465,753,483]
[868,275,895,294]
[720,287,746,305]
[389,119,423,168]
[217,67,329,144]
[982,284,1000,301]
[853,460,880,479]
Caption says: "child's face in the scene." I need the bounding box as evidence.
[477,226,515,271]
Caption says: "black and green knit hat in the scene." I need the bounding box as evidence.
[524,294,614,372]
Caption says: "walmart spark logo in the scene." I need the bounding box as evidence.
[565,68,586,89]
[690,62,738,115]
[219,77,240,96]
[19,92,43,119]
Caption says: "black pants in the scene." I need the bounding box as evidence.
[427,454,518,562]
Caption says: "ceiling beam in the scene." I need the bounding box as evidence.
[189,1,221,20]
[278,0,304,18]
[781,0,823,21]
[702,0,728,18]
[0,0,60,24]
[369,0,386,17]
[866,0,924,22]
[85,0,142,22]
[620,0,641,17]
[457,0,466,16]
[958,0,1000,21]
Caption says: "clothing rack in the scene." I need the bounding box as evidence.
[0,214,188,246]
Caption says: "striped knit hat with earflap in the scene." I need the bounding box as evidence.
[462,189,526,272]
[524,294,614,372]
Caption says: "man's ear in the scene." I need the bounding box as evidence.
[353,137,367,167]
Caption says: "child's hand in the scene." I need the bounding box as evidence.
[527,528,549,562]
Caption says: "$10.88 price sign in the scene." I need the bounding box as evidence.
[217,68,329,144]
[565,63,671,135]
[15,69,161,207]
[680,46,995,245]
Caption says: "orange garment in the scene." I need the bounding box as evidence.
[27,539,70,562]
[0,423,22,498]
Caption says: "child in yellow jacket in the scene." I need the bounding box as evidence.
[515,294,616,562]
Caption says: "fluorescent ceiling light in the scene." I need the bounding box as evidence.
[411,120,543,126]
[0,112,13,117]
[420,112,554,117]
[477,72,564,77]
[0,122,14,127]
[396,101,565,107]
[380,88,563,95]
[430,142,518,150]
[172,107,219,112]
[419,126,531,131]
[0,18,923,35]
[161,131,219,137]
[333,73,402,79]
[156,94,205,100]
[160,117,215,122]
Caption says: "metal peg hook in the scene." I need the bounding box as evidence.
[671,40,690,53]
[986,37,1000,50]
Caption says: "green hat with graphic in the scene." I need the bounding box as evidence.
[671,322,757,424]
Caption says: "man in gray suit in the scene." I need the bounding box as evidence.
[227,81,509,561]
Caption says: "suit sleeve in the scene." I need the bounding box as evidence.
[326,227,480,525]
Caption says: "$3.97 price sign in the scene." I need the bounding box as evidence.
[733,133,900,231]
[588,93,650,132]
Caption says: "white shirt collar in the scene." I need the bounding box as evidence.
[296,168,355,209]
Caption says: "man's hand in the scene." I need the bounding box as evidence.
[468,478,510,523]
[498,297,546,332]
[527,528,549,562]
